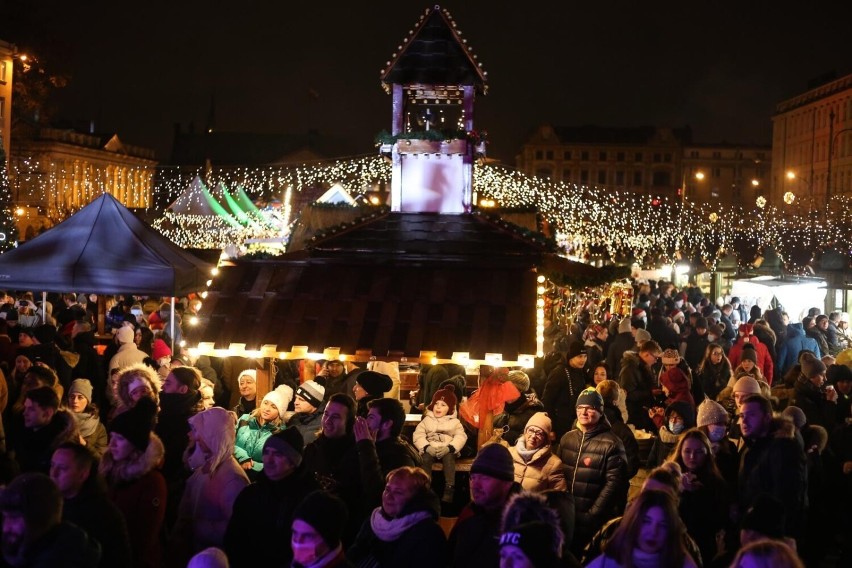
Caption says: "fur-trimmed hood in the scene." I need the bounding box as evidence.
[767,415,796,440]
[100,432,165,484]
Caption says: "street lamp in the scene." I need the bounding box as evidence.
[786,170,812,196]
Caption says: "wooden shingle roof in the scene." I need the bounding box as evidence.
[381,6,487,93]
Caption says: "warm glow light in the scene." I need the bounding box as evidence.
[369,196,381,205]
[536,275,546,284]
[756,196,767,209]
[786,170,796,180]
[189,316,199,326]
[694,171,705,180]
[784,192,796,205]
[15,208,24,216]
[751,179,760,187]
[210,268,219,276]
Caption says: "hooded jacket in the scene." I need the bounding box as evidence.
[557,416,628,544]
[176,409,250,556]
[100,433,166,568]
[777,323,821,377]
[739,416,807,537]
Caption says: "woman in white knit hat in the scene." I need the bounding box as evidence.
[234,385,293,481]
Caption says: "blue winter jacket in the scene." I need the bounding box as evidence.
[777,323,821,378]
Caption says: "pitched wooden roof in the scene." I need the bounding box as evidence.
[381,6,487,93]
[192,212,609,359]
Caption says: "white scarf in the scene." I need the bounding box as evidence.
[514,437,538,462]
[369,507,433,541]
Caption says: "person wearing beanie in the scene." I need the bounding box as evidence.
[287,379,327,445]
[506,370,531,395]
[352,370,393,417]
[499,520,562,568]
[172,407,250,562]
[413,386,467,502]
[728,321,774,385]
[100,396,167,567]
[66,378,108,458]
[290,491,350,568]
[449,443,518,568]
[542,340,589,439]
[151,338,172,366]
[233,384,293,481]
[634,328,652,345]
[827,363,852,422]
[681,315,710,372]
[108,323,147,373]
[508,412,566,492]
[493,369,548,447]
[791,352,838,430]
[232,369,259,417]
[0,472,102,567]
[556,387,629,555]
[732,374,762,407]
[694,398,739,494]
[224,428,320,568]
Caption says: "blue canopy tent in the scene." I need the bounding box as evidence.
[0,193,213,344]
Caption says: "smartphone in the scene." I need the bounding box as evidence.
[18,300,27,307]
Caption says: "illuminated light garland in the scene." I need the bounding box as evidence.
[9,155,852,274]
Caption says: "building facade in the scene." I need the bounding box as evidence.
[681,143,770,205]
[516,124,770,206]
[10,127,156,238]
[0,41,14,161]
[772,72,852,204]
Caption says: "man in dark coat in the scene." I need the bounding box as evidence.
[0,472,101,567]
[302,393,362,546]
[606,317,636,376]
[448,444,520,568]
[50,443,131,567]
[557,388,628,556]
[738,394,807,538]
[12,387,78,474]
[224,428,318,568]
[542,341,589,439]
[618,340,663,432]
[356,398,421,510]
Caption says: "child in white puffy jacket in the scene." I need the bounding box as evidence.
[413,386,468,502]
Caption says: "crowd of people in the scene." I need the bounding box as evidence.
[0,286,847,567]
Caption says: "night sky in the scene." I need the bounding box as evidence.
[3,1,851,164]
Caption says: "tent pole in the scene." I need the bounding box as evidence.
[41,291,47,324]
[170,297,176,355]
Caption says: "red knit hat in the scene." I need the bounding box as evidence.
[428,386,457,415]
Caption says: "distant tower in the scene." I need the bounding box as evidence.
[380,6,487,214]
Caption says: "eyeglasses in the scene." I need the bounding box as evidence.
[576,405,598,414]
[525,427,546,438]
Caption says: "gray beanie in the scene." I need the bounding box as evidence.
[69,378,93,403]
[696,399,728,427]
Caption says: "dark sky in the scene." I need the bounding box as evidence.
[4,1,852,164]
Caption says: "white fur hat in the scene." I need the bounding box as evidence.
[262,384,294,414]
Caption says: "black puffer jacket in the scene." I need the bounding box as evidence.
[492,392,545,445]
[557,417,628,547]
[617,351,658,431]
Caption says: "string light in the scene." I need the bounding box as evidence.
[8,153,852,274]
